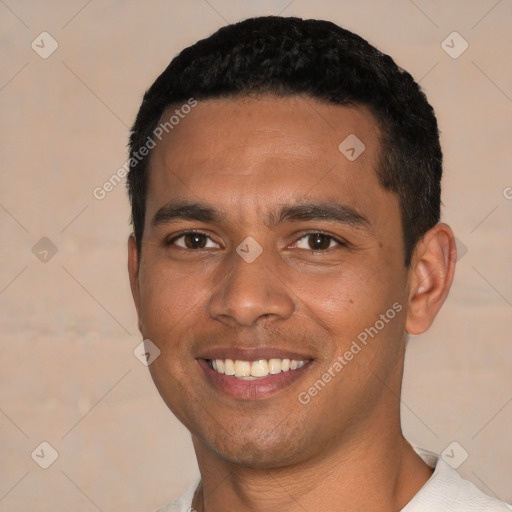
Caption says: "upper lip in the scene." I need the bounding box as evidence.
[196,346,312,362]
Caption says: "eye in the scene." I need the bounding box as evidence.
[168,231,220,250]
[294,233,342,251]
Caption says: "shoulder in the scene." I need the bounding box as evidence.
[153,478,200,512]
[403,447,512,512]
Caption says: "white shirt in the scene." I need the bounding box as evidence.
[155,447,511,511]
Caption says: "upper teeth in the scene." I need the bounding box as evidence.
[210,358,307,379]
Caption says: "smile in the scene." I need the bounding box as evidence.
[207,358,307,379]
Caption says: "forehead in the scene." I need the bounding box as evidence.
[145,95,393,226]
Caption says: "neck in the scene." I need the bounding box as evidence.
[191,415,433,512]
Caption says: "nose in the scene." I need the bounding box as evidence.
[208,245,295,327]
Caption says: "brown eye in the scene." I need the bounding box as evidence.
[295,233,340,251]
[309,234,332,250]
[169,232,219,249]
[184,233,207,249]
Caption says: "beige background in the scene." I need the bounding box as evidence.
[1,0,511,510]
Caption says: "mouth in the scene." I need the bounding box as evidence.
[197,354,313,400]
[207,357,308,379]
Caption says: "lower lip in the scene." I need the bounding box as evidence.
[197,359,312,400]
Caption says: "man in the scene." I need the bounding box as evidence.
[126,16,511,512]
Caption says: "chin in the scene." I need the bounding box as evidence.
[199,425,313,470]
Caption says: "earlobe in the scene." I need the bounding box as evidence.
[405,223,457,335]
[127,234,143,333]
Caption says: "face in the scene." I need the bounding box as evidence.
[129,95,414,469]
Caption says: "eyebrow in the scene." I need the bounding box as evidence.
[152,202,222,227]
[151,200,370,230]
[268,202,370,229]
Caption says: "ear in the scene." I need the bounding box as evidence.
[127,234,143,333]
[405,223,457,335]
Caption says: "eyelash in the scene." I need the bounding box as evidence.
[165,230,347,252]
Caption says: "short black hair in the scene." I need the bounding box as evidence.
[128,16,442,266]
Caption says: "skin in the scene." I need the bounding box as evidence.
[128,95,457,511]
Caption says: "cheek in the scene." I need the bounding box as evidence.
[297,257,405,350]
[138,259,207,337]
[295,261,385,321]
